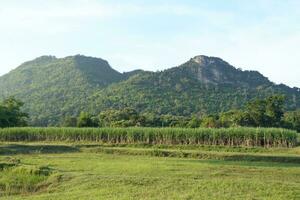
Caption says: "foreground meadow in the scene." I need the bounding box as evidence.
[0,142,300,200]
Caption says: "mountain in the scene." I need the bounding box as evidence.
[0,55,299,126]
[91,55,299,116]
[0,55,123,125]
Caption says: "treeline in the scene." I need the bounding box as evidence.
[61,95,300,132]
[62,109,189,128]
[0,97,28,128]
[200,95,300,132]
[0,95,299,132]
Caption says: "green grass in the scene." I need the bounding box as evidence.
[0,160,60,196]
[0,142,299,199]
[0,127,298,147]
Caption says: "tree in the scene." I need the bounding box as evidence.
[245,99,268,127]
[141,113,161,127]
[214,95,286,128]
[0,97,28,128]
[283,110,300,132]
[61,116,77,127]
[232,111,254,127]
[200,115,219,128]
[99,108,147,127]
[187,116,201,128]
[219,111,236,128]
[77,112,98,127]
[243,95,285,127]
[265,95,285,127]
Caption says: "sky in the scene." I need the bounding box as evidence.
[0,0,299,87]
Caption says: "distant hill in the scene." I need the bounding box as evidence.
[0,55,123,125]
[0,55,299,126]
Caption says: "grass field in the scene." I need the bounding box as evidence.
[0,142,300,200]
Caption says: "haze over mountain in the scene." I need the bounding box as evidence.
[0,55,299,126]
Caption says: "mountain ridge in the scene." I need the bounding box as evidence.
[0,54,299,126]
[3,54,296,88]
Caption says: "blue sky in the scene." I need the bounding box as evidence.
[0,0,299,87]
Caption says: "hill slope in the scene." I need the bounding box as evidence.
[91,55,299,116]
[0,55,299,126]
[0,55,123,125]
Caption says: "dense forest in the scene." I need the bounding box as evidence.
[64,95,300,132]
[0,96,299,132]
[0,55,299,126]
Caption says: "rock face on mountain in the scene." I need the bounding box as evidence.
[0,55,299,126]
[184,55,270,87]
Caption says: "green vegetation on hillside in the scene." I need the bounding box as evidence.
[90,56,299,119]
[62,95,300,133]
[0,55,123,126]
[0,55,299,126]
[1,94,300,136]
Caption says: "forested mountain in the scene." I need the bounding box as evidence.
[91,55,300,116]
[0,55,299,126]
[0,55,123,125]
